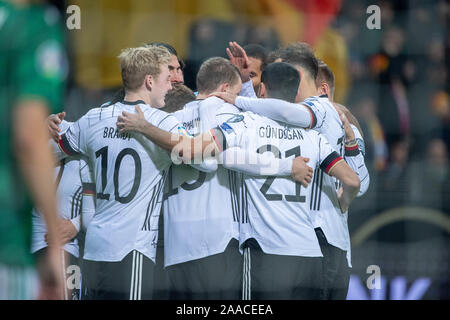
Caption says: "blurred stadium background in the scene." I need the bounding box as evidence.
[40,0,450,299]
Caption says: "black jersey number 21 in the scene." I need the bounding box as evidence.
[256,144,305,202]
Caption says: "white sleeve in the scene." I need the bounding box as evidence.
[239,80,257,98]
[211,112,293,176]
[134,108,186,162]
[212,120,246,151]
[50,138,67,161]
[317,133,345,175]
[190,160,219,173]
[344,125,370,197]
[171,107,219,173]
[69,216,80,233]
[50,120,75,161]
[234,96,312,128]
[301,97,327,130]
[221,147,293,176]
[145,109,183,134]
[58,116,88,157]
[79,158,95,231]
[59,120,73,133]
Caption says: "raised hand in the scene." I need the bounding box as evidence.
[226,41,251,82]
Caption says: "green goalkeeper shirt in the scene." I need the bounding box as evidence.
[0,1,66,266]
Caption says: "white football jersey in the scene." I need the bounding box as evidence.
[235,94,368,266]
[58,101,181,262]
[31,155,83,257]
[32,122,90,258]
[304,96,353,264]
[213,111,343,257]
[162,97,242,267]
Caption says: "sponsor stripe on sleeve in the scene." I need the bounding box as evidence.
[58,134,79,156]
[320,151,344,175]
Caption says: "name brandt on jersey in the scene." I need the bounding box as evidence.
[103,126,132,141]
[259,125,304,140]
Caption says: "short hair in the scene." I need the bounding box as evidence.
[261,62,300,103]
[244,44,268,71]
[316,59,335,98]
[278,42,318,80]
[161,83,196,113]
[266,48,283,64]
[196,57,241,94]
[146,42,178,56]
[146,42,185,69]
[118,46,171,91]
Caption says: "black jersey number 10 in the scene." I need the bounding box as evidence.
[95,146,142,204]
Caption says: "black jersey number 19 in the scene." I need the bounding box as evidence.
[256,144,305,202]
[95,146,142,204]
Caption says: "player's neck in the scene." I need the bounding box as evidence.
[196,92,209,100]
[300,81,320,102]
[123,91,150,105]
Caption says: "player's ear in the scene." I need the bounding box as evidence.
[219,83,229,92]
[145,74,153,91]
[259,82,267,98]
[319,83,329,96]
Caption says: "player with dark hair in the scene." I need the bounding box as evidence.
[243,44,268,94]
[160,84,196,113]
[116,62,361,299]
[212,42,370,300]
[147,42,185,84]
[259,62,299,102]
[116,57,315,299]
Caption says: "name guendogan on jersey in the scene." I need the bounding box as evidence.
[259,125,304,140]
[103,126,132,141]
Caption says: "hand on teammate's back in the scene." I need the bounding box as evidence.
[290,156,313,187]
[117,105,147,134]
[226,41,252,82]
[46,112,66,142]
[208,91,238,105]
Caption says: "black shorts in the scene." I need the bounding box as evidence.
[242,239,324,300]
[166,238,242,300]
[315,228,350,300]
[81,250,155,300]
[34,247,80,300]
[153,210,173,299]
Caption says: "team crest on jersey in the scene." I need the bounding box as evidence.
[220,123,234,134]
[303,100,315,107]
[226,114,244,123]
